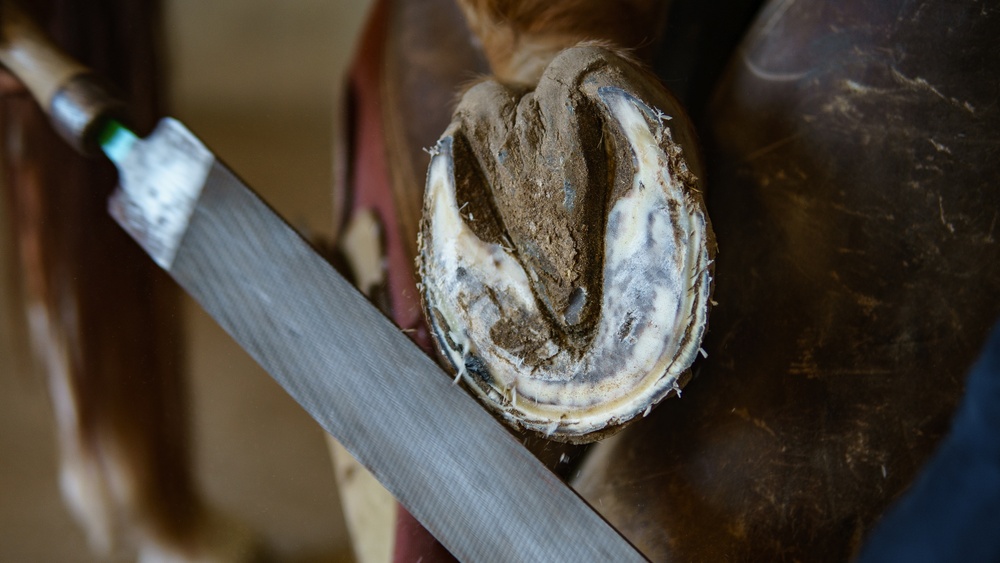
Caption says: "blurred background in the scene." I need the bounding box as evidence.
[0,0,372,560]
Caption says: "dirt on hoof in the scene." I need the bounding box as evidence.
[418,45,715,442]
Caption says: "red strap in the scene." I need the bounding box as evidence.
[345,2,453,561]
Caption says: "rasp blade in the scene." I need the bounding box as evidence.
[107,118,645,562]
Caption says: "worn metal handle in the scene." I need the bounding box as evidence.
[0,0,125,153]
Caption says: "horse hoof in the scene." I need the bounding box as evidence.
[418,45,715,442]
